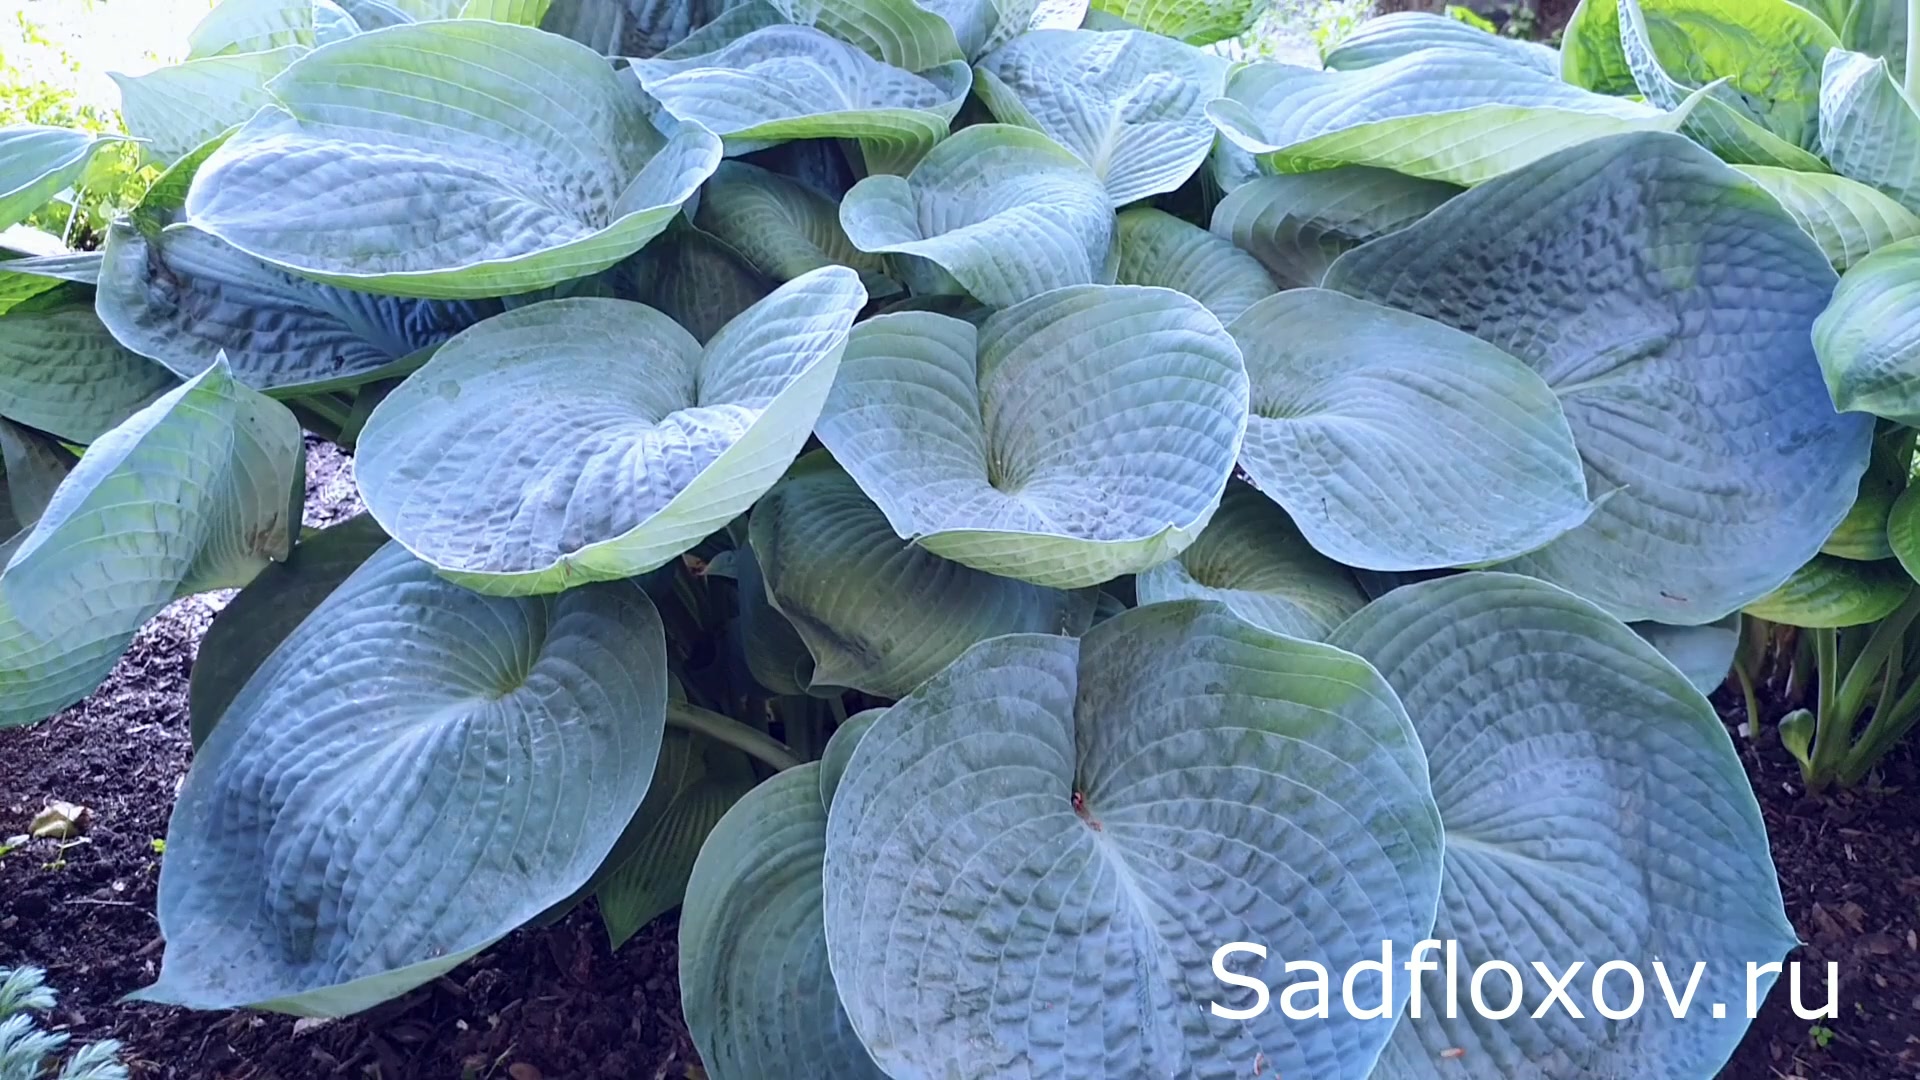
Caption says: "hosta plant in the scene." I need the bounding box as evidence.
[0,0,1893,1077]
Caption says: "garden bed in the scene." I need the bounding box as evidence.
[2,443,1918,1079]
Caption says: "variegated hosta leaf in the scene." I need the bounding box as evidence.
[136,544,666,1014]
[0,417,74,563]
[814,284,1248,588]
[1231,289,1591,572]
[1330,574,1795,1080]
[824,604,1445,1080]
[0,288,180,443]
[1615,0,1832,171]
[1207,52,1694,188]
[748,452,1097,698]
[595,729,756,949]
[840,124,1115,308]
[1085,0,1261,45]
[99,149,500,395]
[1740,165,1920,269]
[0,126,127,231]
[185,20,723,299]
[1742,554,1913,626]
[1815,237,1920,424]
[681,764,887,1080]
[186,0,361,57]
[356,266,864,595]
[1327,132,1870,625]
[1208,168,1459,288]
[1111,207,1275,324]
[111,47,306,165]
[632,26,971,174]
[0,361,303,728]
[972,29,1225,206]
[1823,426,1911,560]
[1821,49,1920,215]
[1323,11,1560,76]
[1134,482,1364,640]
[187,514,391,748]
[694,160,898,296]
[1633,614,1741,694]
[539,0,731,55]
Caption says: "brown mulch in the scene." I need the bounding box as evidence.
[4,437,1919,1078]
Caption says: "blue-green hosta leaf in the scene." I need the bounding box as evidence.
[735,537,815,695]
[972,29,1225,206]
[539,0,732,55]
[187,514,390,748]
[839,124,1115,307]
[1207,53,1694,188]
[1231,289,1590,572]
[917,0,1057,58]
[682,764,887,1080]
[1323,11,1560,76]
[99,156,500,394]
[185,21,722,299]
[629,223,778,344]
[1814,237,1920,424]
[0,362,303,729]
[596,729,756,949]
[1208,168,1458,288]
[1084,0,1259,45]
[1822,49,1920,215]
[1327,132,1870,625]
[1134,482,1364,640]
[0,418,74,562]
[817,707,881,812]
[1331,573,1794,1080]
[0,290,180,443]
[632,26,971,173]
[1561,0,1641,94]
[749,452,1096,697]
[1841,0,1908,69]
[1740,165,1920,268]
[645,0,969,71]
[136,543,666,1014]
[357,266,864,595]
[110,48,305,165]
[824,603,1445,1080]
[1822,425,1911,559]
[1112,207,1275,324]
[1888,482,1920,580]
[694,161,898,296]
[0,126,128,231]
[1741,554,1912,625]
[1614,0,1832,171]
[1633,614,1742,694]
[0,251,100,317]
[814,285,1247,588]
[359,0,553,21]
[187,0,355,57]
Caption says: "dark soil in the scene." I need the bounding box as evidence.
[4,438,1918,1079]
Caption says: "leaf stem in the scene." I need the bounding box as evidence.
[667,700,803,772]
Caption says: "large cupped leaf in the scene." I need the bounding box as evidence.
[135,543,666,1014]
[110,47,306,165]
[694,160,897,296]
[681,763,887,1080]
[1206,52,1694,187]
[814,284,1247,588]
[748,452,1097,698]
[0,126,126,231]
[1822,49,1920,215]
[187,513,391,747]
[1326,132,1869,625]
[1134,482,1365,640]
[839,124,1115,307]
[0,361,303,728]
[100,149,500,394]
[1323,11,1560,76]
[1111,207,1275,324]
[632,26,971,173]
[972,29,1225,206]
[1085,0,1259,45]
[1740,165,1920,269]
[1815,237,1920,423]
[823,602,1445,1079]
[0,288,180,443]
[1328,573,1796,1080]
[357,266,865,595]
[1230,288,1591,571]
[1208,168,1459,288]
[184,20,723,299]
